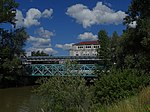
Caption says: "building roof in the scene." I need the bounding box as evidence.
[73,40,99,45]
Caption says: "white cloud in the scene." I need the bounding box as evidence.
[15,8,53,28]
[66,2,126,28]
[26,27,57,55]
[24,8,41,27]
[128,21,137,28]
[55,43,74,50]
[78,32,97,40]
[26,47,57,56]
[44,48,57,54]
[35,27,54,38]
[42,9,53,18]
[15,10,24,27]
[28,27,54,47]
[28,36,51,46]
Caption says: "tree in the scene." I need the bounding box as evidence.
[0,28,29,83]
[0,0,29,85]
[97,30,111,74]
[110,31,120,65]
[118,0,150,71]
[0,0,19,25]
[31,50,49,56]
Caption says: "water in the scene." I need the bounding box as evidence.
[0,86,38,112]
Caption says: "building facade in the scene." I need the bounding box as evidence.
[69,40,100,56]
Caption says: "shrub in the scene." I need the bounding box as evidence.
[94,69,150,105]
[97,86,150,112]
[34,76,95,112]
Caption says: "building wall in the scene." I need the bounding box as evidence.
[69,44,100,56]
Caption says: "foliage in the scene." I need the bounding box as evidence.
[0,0,19,25]
[97,30,110,64]
[0,0,29,85]
[0,28,29,74]
[34,77,95,112]
[124,0,150,25]
[94,69,150,105]
[94,0,150,109]
[31,50,49,56]
[117,0,150,71]
[110,31,120,66]
[96,30,111,75]
[97,86,150,112]
[96,30,120,75]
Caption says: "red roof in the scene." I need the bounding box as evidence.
[74,40,99,45]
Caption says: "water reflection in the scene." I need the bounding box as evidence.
[0,86,39,112]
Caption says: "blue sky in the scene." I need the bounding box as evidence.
[14,0,132,56]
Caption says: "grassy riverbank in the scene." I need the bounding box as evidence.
[98,86,150,112]
[33,68,150,112]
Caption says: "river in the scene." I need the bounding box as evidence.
[0,86,39,112]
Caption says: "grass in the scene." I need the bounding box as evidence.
[98,86,150,112]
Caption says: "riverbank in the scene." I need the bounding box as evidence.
[1,79,150,112]
[0,76,94,88]
[98,86,150,112]
[0,76,38,88]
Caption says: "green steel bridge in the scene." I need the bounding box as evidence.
[22,56,102,77]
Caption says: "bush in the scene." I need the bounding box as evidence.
[34,76,95,112]
[97,86,150,112]
[94,69,150,105]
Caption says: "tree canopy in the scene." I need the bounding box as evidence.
[0,0,29,85]
[97,30,110,64]
[0,0,18,25]
[119,0,150,71]
[31,51,49,56]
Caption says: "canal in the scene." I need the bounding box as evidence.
[0,86,39,112]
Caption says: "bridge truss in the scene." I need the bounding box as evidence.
[22,56,101,77]
[26,64,96,77]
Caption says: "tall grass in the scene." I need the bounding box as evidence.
[98,86,150,112]
[138,86,150,112]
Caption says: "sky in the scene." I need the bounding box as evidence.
[13,0,132,56]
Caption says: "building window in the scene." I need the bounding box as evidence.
[94,45,100,48]
[78,46,83,49]
[86,46,91,48]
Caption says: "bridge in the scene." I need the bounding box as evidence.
[22,56,102,77]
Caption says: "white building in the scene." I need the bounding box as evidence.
[70,40,100,56]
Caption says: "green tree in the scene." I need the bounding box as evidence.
[97,30,111,74]
[110,31,120,66]
[0,0,18,25]
[118,0,150,71]
[0,28,29,83]
[31,50,49,56]
[0,0,29,85]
